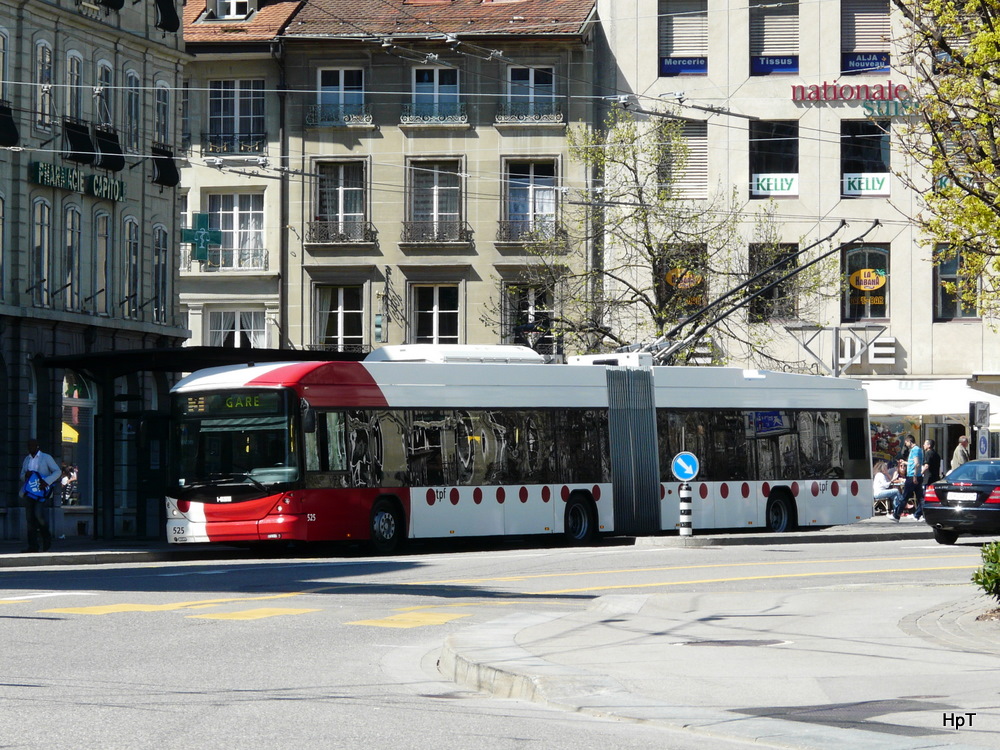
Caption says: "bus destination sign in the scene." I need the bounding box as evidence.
[181,391,282,416]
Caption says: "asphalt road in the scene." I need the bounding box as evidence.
[0,530,994,749]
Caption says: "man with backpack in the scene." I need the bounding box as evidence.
[19,438,63,553]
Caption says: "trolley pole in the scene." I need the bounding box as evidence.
[679,483,692,537]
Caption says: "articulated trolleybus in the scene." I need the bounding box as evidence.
[166,345,872,552]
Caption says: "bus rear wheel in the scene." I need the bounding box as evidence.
[370,498,405,555]
[564,495,596,545]
[765,494,796,533]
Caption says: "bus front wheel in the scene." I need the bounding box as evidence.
[564,495,596,545]
[765,494,796,533]
[370,498,405,554]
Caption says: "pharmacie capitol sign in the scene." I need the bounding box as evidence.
[29,162,127,202]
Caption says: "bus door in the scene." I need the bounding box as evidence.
[606,367,661,534]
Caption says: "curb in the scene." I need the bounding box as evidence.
[440,606,983,750]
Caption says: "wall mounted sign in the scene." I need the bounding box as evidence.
[752,173,799,196]
[841,52,890,74]
[660,57,708,76]
[751,56,799,75]
[30,161,127,202]
[791,80,909,103]
[843,173,890,196]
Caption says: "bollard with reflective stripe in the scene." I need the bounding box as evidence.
[679,482,692,537]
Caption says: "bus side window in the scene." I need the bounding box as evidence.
[327,412,347,472]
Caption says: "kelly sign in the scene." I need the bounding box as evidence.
[843,173,889,197]
[752,173,799,197]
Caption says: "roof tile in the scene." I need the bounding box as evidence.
[282,0,595,38]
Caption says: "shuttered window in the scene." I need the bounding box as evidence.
[841,0,890,52]
[677,122,708,199]
[750,1,799,55]
[659,0,709,55]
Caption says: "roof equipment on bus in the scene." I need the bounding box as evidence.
[364,344,544,364]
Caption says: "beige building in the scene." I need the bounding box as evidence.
[180,0,596,355]
[0,0,185,539]
[597,0,1000,460]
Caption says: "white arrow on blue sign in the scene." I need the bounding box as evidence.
[671,451,700,482]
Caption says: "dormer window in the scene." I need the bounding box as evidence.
[213,0,254,19]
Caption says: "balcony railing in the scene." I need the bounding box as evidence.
[201,132,268,154]
[400,103,468,125]
[306,220,377,244]
[401,220,473,243]
[495,101,564,124]
[497,219,564,243]
[181,246,268,272]
[305,104,373,127]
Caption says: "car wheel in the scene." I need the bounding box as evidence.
[933,527,959,545]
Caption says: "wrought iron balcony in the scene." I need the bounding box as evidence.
[496,219,565,243]
[495,101,564,124]
[401,220,473,243]
[400,103,468,125]
[306,220,377,244]
[201,132,268,154]
[305,104,373,127]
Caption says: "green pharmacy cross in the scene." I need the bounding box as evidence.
[181,213,223,262]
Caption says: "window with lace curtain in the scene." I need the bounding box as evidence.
[208,311,266,348]
[206,193,265,270]
[315,162,365,239]
[315,285,364,351]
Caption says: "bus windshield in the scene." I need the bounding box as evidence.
[171,389,299,494]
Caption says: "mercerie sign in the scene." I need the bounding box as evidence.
[791,80,917,117]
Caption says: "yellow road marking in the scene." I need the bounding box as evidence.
[537,565,978,594]
[402,554,980,586]
[41,591,310,615]
[348,611,473,628]
[187,608,320,621]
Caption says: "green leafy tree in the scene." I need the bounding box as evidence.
[892,0,1000,314]
[484,106,831,367]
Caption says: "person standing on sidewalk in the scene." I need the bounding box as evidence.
[919,438,941,522]
[18,438,62,553]
[951,435,970,473]
[891,435,924,522]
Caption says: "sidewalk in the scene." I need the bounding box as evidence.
[442,519,1000,750]
[0,515,935,567]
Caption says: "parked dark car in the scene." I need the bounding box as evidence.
[924,459,1000,544]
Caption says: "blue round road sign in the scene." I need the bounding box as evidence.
[671,451,700,482]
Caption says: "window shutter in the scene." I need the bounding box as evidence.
[659,0,709,56]
[750,2,799,55]
[677,122,708,199]
[841,0,890,52]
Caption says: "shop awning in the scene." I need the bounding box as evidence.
[94,128,125,172]
[151,145,179,187]
[154,0,181,32]
[0,101,18,147]
[864,379,1000,428]
[63,120,95,164]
